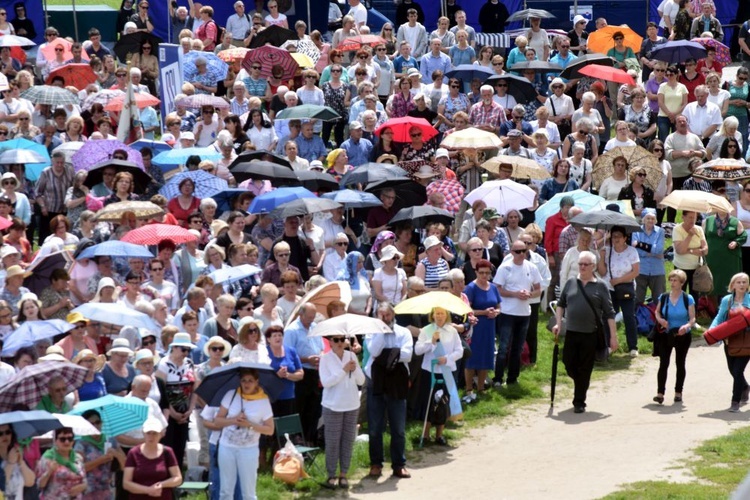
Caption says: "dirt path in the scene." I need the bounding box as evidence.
[349,342,749,500]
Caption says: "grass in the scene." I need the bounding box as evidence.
[48,0,121,7]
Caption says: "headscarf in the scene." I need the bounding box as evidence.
[337,252,367,290]
[641,207,656,218]
[326,148,345,167]
[370,230,396,255]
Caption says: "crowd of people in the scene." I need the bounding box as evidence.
[0,0,749,498]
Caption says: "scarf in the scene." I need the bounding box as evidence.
[80,434,106,453]
[715,214,729,238]
[238,387,267,401]
[37,394,70,414]
[42,446,79,475]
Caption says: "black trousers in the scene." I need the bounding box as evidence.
[562,330,598,408]
[295,368,322,445]
[322,118,346,148]
[724,343,750,403]
[162,416,189,468]
[656,332,691,394]
[527,302,541,364]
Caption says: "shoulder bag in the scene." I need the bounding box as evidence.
[608,247,635,301]
[577,279,609,362]
[692,256,713,294]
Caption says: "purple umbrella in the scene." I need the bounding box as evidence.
[71,139,144,172]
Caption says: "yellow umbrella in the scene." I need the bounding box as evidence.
[660,190,733,214]
[587,26,643,56]
[440,127,502,150]
[394,291,472,316]
[290,52,315,68]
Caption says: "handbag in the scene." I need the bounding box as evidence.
[577,279,609,362]
[613,283,635,301]
[727,329,750,357]
[692,257,713,293]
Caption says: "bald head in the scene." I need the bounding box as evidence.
[568,207,583,219]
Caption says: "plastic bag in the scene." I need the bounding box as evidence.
[273,433,309,485]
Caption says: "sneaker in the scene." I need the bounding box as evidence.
[470,392,477,402]
[629,349,639,357]
[493,381,503,389]
[461,394,474,404]
[574,405,585,414]
[435,436,448,446]
[729,402,741,413]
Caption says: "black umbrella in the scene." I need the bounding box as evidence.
[194,362,285,405]
[509,60,563,74]
[270,197,342,218]
[569,209,641,233]
[559,54,615,80]
[24,250,75,296]
[506,8,555,22]
[83,160,153,194]
[485,74,538,103]
[340,163,410,187]
[248,25,298,49]
[290,170,339,192]
[113,32,162,64]
[550,337,560,408]
[388,206,454,229]
[228,150,292,170]
[230,160,297,184]
[365,179,427,212]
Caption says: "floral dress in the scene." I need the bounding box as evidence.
[438,93,470,132]
[619,105,654,143]
[75,438,117,500]
[36,452,87,500]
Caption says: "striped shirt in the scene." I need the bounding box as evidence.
[419,257,449,289]
[36,165,75,214]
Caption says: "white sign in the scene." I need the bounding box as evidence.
[158,44,184,132]
[570,6,593,21]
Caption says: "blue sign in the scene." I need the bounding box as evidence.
[157,44,183,133]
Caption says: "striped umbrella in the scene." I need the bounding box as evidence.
[242,46,298,80]
[0,362,88,412]
[175,94,230,109]
[21,85,79,105]
[93,201,164,222]
[70,395,150,438]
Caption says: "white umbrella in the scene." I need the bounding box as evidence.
[0,149,46,164]
[308,314,392,337]
[209,264,262,285]
[39,414,100,439]
[464,179,536,214]
[72,303,159,330]
[0,35,35,47]
[0,73,7,93]
[52,142,85,164]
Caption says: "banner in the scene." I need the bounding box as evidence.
[157,43,183,133]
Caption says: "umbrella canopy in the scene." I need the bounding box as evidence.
[21,85,79,105]
[593,146,662,190]
[320,189,382,209]
[559,53,615,80]
[81,89,125,112]
[691,37,731,64]
[209,264,262,285]
[388,206,454,229]
[151,146,222,167]
[441,127,502,150]
[231,160,297,184]
[587,26,643,55]
[0,411,62,440]
[0,149,46,164]
[509,60,563,74]
[569,209,641,233]
[210,188,251,213]
[129,139,172,156]
[0,138,51,181]
[249,25,298,48]
[83,159,152,194]
[243,46,298,80]
[52,141,85,164]
[0,362,88,412]
[291,170,339,192]
[120,224,199,246]
[174,94,230,110]
[275,104,341,121]
[0,35,35,47]
[45,63,97,90]
[217,47,251,62]
[195,362,285,405]
[394,291,472,316]
[482,155,550,180]
[40,414,99,438]
[104,92,161,112]
[41,38,89,62]
[72,303,159,329]
[1,320,76,357]
[24,250,74,296]
[0,73,7,92]
[693,159,750,181]
[72,140,143,171]
[464,179,536,214]
[160,170,228,200]
[296,39,321,65]
[444,64,494,84]
[340,163,409,186]
[113,32,161,63]
[337,34,387,52]
[290,52,315,68]
[183,50,229,81]
[535,190,607,228]
[94,201,164,222]
[70,395,149,438]
[309,314,392,337]
[577,65,635,85]
[365,179,427,212]
[270,197,341,219]
[229,150,292,169]
[425,179,464,214]
[651,40,706,64]
[286,281,352,327]
[507,8,555,22]
[248,186,316,214]
[76,241,154,261]
[660,190,734,214]
[485,73,538,102]
[374,117,438,143]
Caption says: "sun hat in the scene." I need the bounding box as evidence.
[210,220,229,238]
[142,417,165,434]
[133,348,159,367]
[0,172,18,188]
[66,312,90,326]
[238,317,264,340]
[187,229,201,240]
[72,349,105,371]
[168,332,197,350]
[378,245,404,263]
[482,208,502,220]
[180,131,195,141]
[435,148,449,159]
[203,335,232,357]
[0,245,19,259]
[423,235,442,250]
[309,160,324,171]
[107,338,134,356]
[5,265,29,280]
[414,165,437,179]
[39,345,68,362]
[573,14,587,25]
[407,68,420,76]
[550,77,565,87]
[349,120,363,130]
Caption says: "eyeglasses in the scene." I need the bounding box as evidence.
[654,69,665,73]
[410,133,422,138]
[57,436,74,443]
[512,249,526,254]
[578,130,588,135]
[578,262,594,267]
[142,338,156,346]
[330,69,342,73]
[336,242,348,246]
[210,346,225,352]
[150,267,163,272]
[276,252,290,258]
[55,48,64,52]
[330,337,346,343]
[376,48,386,51]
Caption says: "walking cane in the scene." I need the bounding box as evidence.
[419,359,439,449]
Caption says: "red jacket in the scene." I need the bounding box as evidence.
[544,212,567,256]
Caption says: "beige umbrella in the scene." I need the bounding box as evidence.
[482,155,551,180]
[94,201,164,222]
[285,281,352,328]
[660,190,733,214]
[440,127,503,150]
[592,146,662,190]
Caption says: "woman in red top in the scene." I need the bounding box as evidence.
[167,178,201,227]
[196,6,217,52]
[124,417,182,499]
[544,195,575,300]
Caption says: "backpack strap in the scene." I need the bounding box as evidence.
[659,292,668,321]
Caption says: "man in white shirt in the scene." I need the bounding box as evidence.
[348,0,367,31]
[226,1,251,46]
[682,85,722,148]
[493,240,542,387]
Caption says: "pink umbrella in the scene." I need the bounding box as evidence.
[426,179,464,214]
[242,46,298,80]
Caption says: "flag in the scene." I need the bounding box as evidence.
[117,82,142,144]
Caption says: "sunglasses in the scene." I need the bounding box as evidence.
[493,62,504,66]
[496,83,508,87]
[57,436,74,443]
[330,337,346,343]
[470,248,483,253]
[55,48,64,52]
[151,267,163,271]
[331,69,342,73]
[636,172,647,177]
[0,430,11,437]
[252,66,261,70]
[729,144,739,148]
[376,48,386,51]
[210,346,225,352]
[1,180,13,185]
[179,347,191,353]
[336,242,348,246]
[578,130,588,135]
[142,338,156,346]
[450,85,460,88]
[653,148,663,152]
[512,249,526,254]
[740,77,748,82]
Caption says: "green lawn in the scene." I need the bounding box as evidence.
[48,0,121,7]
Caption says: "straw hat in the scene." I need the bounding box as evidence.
[168,332,197,350]
[39,345,68,362]
[133,348,160,367]
[72,349,105,371]
[203,335,232,357]
[378,245,404,263]
[5,265,30,280]
[66,312,90,326]
[107,338,134,356]
[210,220,229,238]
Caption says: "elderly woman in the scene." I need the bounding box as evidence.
[673,210,708,302]
[631,208,666,304]
[561,117,598,164]
[76,409,126,500]
[372,245,407,307]
[618,165,656,217]
[604,120,637,152]
[123,418,182,498]
[36,427,87,499]
[618,88,656,146]
[72,348,106,402]
[103,172,138,206]
[540,158,579,204]
[202,294,239,344]
[44,215,78,249]
[707,117,743,159]
[529,129,557,175]
[325,148,354,183]
[566,141,593,192]
[337,252,372,316]
[323,232,350,282]
[415,235,450,291]
[253,283,285,335]
[167,178,201,227]
[598,155,630,201]
[704,207,746,308]
[102,338,135,396]
[192,56,218,95]
[437,78,471,133]
[229,317,271,363]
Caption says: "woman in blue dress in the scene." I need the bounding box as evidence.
[462,259,501,403]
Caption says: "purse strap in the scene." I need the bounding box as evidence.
[576,279,603,331]
[549,96,558,117]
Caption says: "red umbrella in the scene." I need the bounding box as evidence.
[337,35,387,52]
[577,64,635,85]
[45,64,97,90]
[242,46,298,80]
[120,223,198,245]
[374,117,438,143]
[104,93,161,112]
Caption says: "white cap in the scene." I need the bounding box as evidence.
[142,417,165,434]
[309,160,324,171]
[423,235,442,250]
[435,148,449,159]
[180,131,195,141]
[349,121,362,130]
[0,245,19,259]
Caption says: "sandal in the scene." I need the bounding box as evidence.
[338,477,349,489]
[323,478,337,490]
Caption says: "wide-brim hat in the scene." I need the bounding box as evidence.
[72,349,105,371]
[5,265,30,280]
[66,312,90,326]
[203,335,232,357]
[168,332,197,350]
[107,337,134,356]
[379,245,404,263]
[133,348,160,367]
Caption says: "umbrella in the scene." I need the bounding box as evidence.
[290,52,315,69]
[129,139,172,156]
[40,38,89,62]
[151,146,222,167]
[337,34,387,52]
[577,65,635,85]
[120,223,199,245]
[365,179,427,212]
[248,25,298,49]
[1,320,76,357]
[292,170,339,192]
[76,241,154,261]
[70,395,149,438]
[693,159,750,181]
[113,32,161,63]
[183,50,229,81]
[45,63,97,90]
[40,414,99,438]
[440,127,502,150]
[508,60,563,73]
[535,190,607,228]
[210,188,250,213]
[0,35,35,47]
[286,281,352,327]
[506,8,555,22]
[229,150,292,169]
[270,197,341,219]
[72,303,159,330]
[94,201,164,222]
[592,146,662,190]
[650,40,706,64]
[243,46,298,80]
[388,206,454,229]
[0,138,51,181]
[20,85,79,105]
[296,40,321,65]
[0,362,88,412]
[195,362,285,405]
[485,74,538,102]
[559,54,615,80]
[587,26,643,56]
[24,250,74,296]
[482,155,551,180]
[81,89,125,112]
[394,291,472,316]
[209,264,262,285]
[374,117,438,143]
[309,314,392,337]
[104,92,161,112]
[425,178,464,214]
[72,140,143,172]
[175,94,230,110]
[0,149,46,164]
[550,337,559,407]
[320,189,382,209]
[83,160,152,194]
[249,186,316,214]
[0,411,62,440]
[339,163,409,186]
[569,209,641,233]
[275,104,341,121]
[660,190,734,214]
[231,160,297,184]
[52,141,85,164]
[0,73,7,92]
[444,64,494,84]
[691,37,731,65]
[464,179,536,214]
[160,170,228,200]
[217,47,251,62]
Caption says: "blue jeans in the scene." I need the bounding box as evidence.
[657,116,674,142]
[494,313,530,384]
[209,443,242,500]
[366,378,407,470]
[218,444,259,500]
[611,292,637,351]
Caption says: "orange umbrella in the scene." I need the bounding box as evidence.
[45,64,97,90]
[104,93,160,112]
[587,26,643,56]
[216,47,250,62]
[40,39,90,63]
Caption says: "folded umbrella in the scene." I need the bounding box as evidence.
[1,320,76,357]
[577,65,635,85]
[339,163,409,186]
[270,197,341,219]
[388,206,454,229]
[120,223,198,245]
[444,64,494,84]
[72,140,143,172]
[83,159,152,194]
[24,250,74,296]
[485,74,538,103]
[242,46,298,80]
[72,303,159,330]
[93,201,164,222]
[285,281,352,327]
[45,63,97,90]
[209,264,262,285]
[21,85,79,106]
[309,314,392,337]
[394,291,472,316]
[550,337,560,408]
[0,362,88,412]
[248,25,298,49]
[195,361,285,405]
[569,209,641,233]
[152,146,222,167]
[231,160,297,184]
[651,40,706,65]
[76,240,154,261]
[464,179,536,214]
[275,104,341,121]
[0,410,62,440]
[559,53,615,80]
[320,189,382,209]
[70,395,150,438]
[160,170,228,200]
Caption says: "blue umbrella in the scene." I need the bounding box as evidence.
[152,146,222,167]
[194,361,285,405]
[248,186,316,214]
[321,189,382,208]
[211,188,250,213]
[183,51,229,82]
[72,303,159,330]
[0,138,51,182]
[209,264,263,285]
[129,139,173,156]
[70,395,149,438]
[0,410,62,440]
[1,320,76,357]
[534,190,607,228]
[76,241,155,261]
[159,170,229,200]
[650,40,707,64]
[444,64,495,83]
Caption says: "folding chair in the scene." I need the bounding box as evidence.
[275,414,321,474]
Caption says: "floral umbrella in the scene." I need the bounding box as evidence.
[691,37,731,65]
[71,139,144,171]
[592,146,661,191]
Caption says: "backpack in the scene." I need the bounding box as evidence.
[209,19,225,45]
[636,301,657,335]
[658,292,690,328]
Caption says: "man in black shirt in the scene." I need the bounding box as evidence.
[479,0,510,33]
[271,216,319,282]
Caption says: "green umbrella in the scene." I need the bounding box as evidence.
[275,104,341,121]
